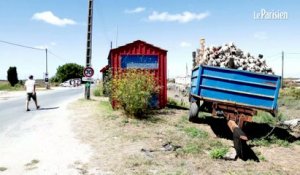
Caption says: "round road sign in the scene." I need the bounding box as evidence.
[83,67,94,77]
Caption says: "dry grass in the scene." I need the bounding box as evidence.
[69,96,300,175]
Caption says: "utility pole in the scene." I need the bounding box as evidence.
[84,0,94,99]
[116,25,118,48]
[45,48,49,89]
[281,51,284,89]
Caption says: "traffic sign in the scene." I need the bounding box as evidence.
[82,77,94,82]
[83,67,94,77]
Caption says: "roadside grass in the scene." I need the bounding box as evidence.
[94,97,230,160]
[252,111,287,125]
[71,95,295,174]
[183,127,208,138]
[167,97,189,108]
[278,87,300,120]
[250,135,290,147]
[254,150,267,162]
[93,83,103,97]
[209,147,229,159]
[280,87,300,100]
[0,82,23,91]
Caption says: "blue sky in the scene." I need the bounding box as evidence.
[0,0,299,80]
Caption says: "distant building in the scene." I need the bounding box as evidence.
[175,75,191,86]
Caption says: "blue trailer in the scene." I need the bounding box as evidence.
[189,65,281,158]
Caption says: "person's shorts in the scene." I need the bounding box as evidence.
[27,93,37,101]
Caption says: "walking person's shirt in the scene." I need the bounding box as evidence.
[25,79,35,93]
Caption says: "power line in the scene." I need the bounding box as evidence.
[0,39,44,51]
[286,53,300,55]
[267,52,281,59]
[48,50,68,63]
[0,39,69,62]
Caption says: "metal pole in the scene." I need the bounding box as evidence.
[46,48,48,73]
[281,51,284,89]
[45,48,49,89]
[85,0,93,99]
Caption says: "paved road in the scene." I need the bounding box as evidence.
[0,86,84,132]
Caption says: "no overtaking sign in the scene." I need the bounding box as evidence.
[83,67,94,77]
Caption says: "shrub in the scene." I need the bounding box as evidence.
[93,84,103,97]
[7,67,19,87]
[111,69,159,117]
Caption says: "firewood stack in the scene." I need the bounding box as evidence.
[194,42,274,74]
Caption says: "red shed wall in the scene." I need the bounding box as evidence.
[110,41,167,108]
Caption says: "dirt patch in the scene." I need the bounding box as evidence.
[70,96,300,175]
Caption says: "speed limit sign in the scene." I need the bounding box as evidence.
[83,67,94,77]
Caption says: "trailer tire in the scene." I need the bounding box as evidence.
[189,102,199,122]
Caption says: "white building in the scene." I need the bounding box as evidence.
[175,75,191,86]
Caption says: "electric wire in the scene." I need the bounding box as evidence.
[0,39,68,62]
[0,39,44,51]
[47,50,68,63]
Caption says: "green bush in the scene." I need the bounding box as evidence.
[111,69,159,117]
[93,84,103,97]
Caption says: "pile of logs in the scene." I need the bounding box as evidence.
[194,42,274,74]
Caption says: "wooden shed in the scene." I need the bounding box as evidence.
[100,40,167,108]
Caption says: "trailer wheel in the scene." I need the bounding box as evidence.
[189,102,199,121]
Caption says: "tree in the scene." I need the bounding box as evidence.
[7,67,19,86]
[54,63,84,82]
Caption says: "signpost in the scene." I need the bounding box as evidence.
[83,67,94,77]
[83,66,94,99]
[84,0,94,99]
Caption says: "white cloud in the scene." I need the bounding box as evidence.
[254,32,268,40]
[34,45,47,50]
[32,11,77,26]
[34,42,56,49]
[148,11,209,23]
[125,7,145,14]
[180,42,191,48]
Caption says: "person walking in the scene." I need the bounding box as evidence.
[25,75,40,111]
